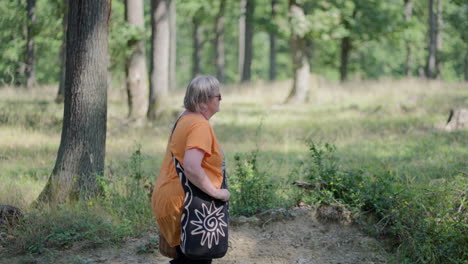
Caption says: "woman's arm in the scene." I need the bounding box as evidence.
[183,148,230,202]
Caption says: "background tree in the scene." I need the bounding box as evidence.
[148,0,170,119]
[427,0,437,78]
[125,0,149,122]
[55,0,69,103]
[269,0,278,81]
[25,0,37,89]
[192,10,203,77]
[436,0,443,78]
[169,0,177,90]
[38,0,111,204]
[238,0,246,81]
[241,0,255,82]
[331,0,402,82]
[286,0,309,103]
[2,0,468,89]
[215,0,226,83]
[404,0,414,77]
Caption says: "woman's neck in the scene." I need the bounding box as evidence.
[182,110,210,120]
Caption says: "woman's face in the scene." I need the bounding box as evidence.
[206,91,222,116]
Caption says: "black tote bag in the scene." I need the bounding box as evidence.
[173,157,229,259]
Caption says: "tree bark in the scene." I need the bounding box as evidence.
[286,0,309,104]
[238,0,246,81]
[215,0,226,83]
[241,0,254,82]
[269,0,277,81]
[192,15,202,77]
[340,36,351,82]
[436,0,443,79]
[465,52,468,82]
[38,0,111,204]
[426,0,437,79]
[148,0,170,119]
[25,0,36,89]
[169,0,176,90]
[56,0,69,103]
[404,0,413,77]
[125,0,149,122]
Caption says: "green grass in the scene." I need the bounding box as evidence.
[0,79,467,262]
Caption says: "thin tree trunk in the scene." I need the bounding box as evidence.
[404,0,413,77]
[340,36,351,82]
[148,0,170,120]
[269,0,277,81]
[125,0,149,122]
[169,0,176,90]
[465,52,468,81]
[436,0,443,79]
[192,16,202,77]
[238,0,246,81]
[241,0,254,82]
[25,0,36,89]
[38,0,111,204]
[426,0,437,79]
[286,0,309,104]
[56,0,69,103]
[215,0,226,83]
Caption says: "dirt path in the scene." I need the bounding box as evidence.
[1,207,390,264]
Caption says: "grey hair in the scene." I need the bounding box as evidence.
[183,75,220,112]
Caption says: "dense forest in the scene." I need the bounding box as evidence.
[1,0,467,90]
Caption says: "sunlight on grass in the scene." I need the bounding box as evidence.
[0,79,467,206]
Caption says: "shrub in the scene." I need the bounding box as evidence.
[2,147,156,256]
[228,151,300,216]
[299,141,468,263]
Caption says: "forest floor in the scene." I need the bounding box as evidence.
[0,206,391,264]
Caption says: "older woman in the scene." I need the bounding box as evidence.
[152,75,230,264]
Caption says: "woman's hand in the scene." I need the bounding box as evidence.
[215,189,230,202]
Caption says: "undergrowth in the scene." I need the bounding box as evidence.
[2,147,156,256]
[228,151,300,216]
[299,141,467,264]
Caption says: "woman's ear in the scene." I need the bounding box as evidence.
[199,103,208,113]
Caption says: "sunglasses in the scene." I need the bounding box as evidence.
[211,94,222,100]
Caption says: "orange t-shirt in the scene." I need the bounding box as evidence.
[151,114,224,247]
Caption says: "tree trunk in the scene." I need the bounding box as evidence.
[25,0,36,89]
[465,52,468,82]
[426,0,437,79]
[404,0,413,77]
[286,0,309,104]
[241,0,254,82]
[436,0,443,79]
[269,0,277,81]
[38,0,111,204]
[192,16,202,77]
[238,0,246,81]
[215,0,226,83]
[169,0,176,90]
[56,0,69,103]
[125,0,149,122]
[148,0,170,120]
[340,36,351,82]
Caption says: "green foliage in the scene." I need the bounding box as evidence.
[3,204,119,255]
[299,142,468,263]
[98,146,155,233]
[2,0,467,86]
[229,151,301,216]
[2,146,156,256]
